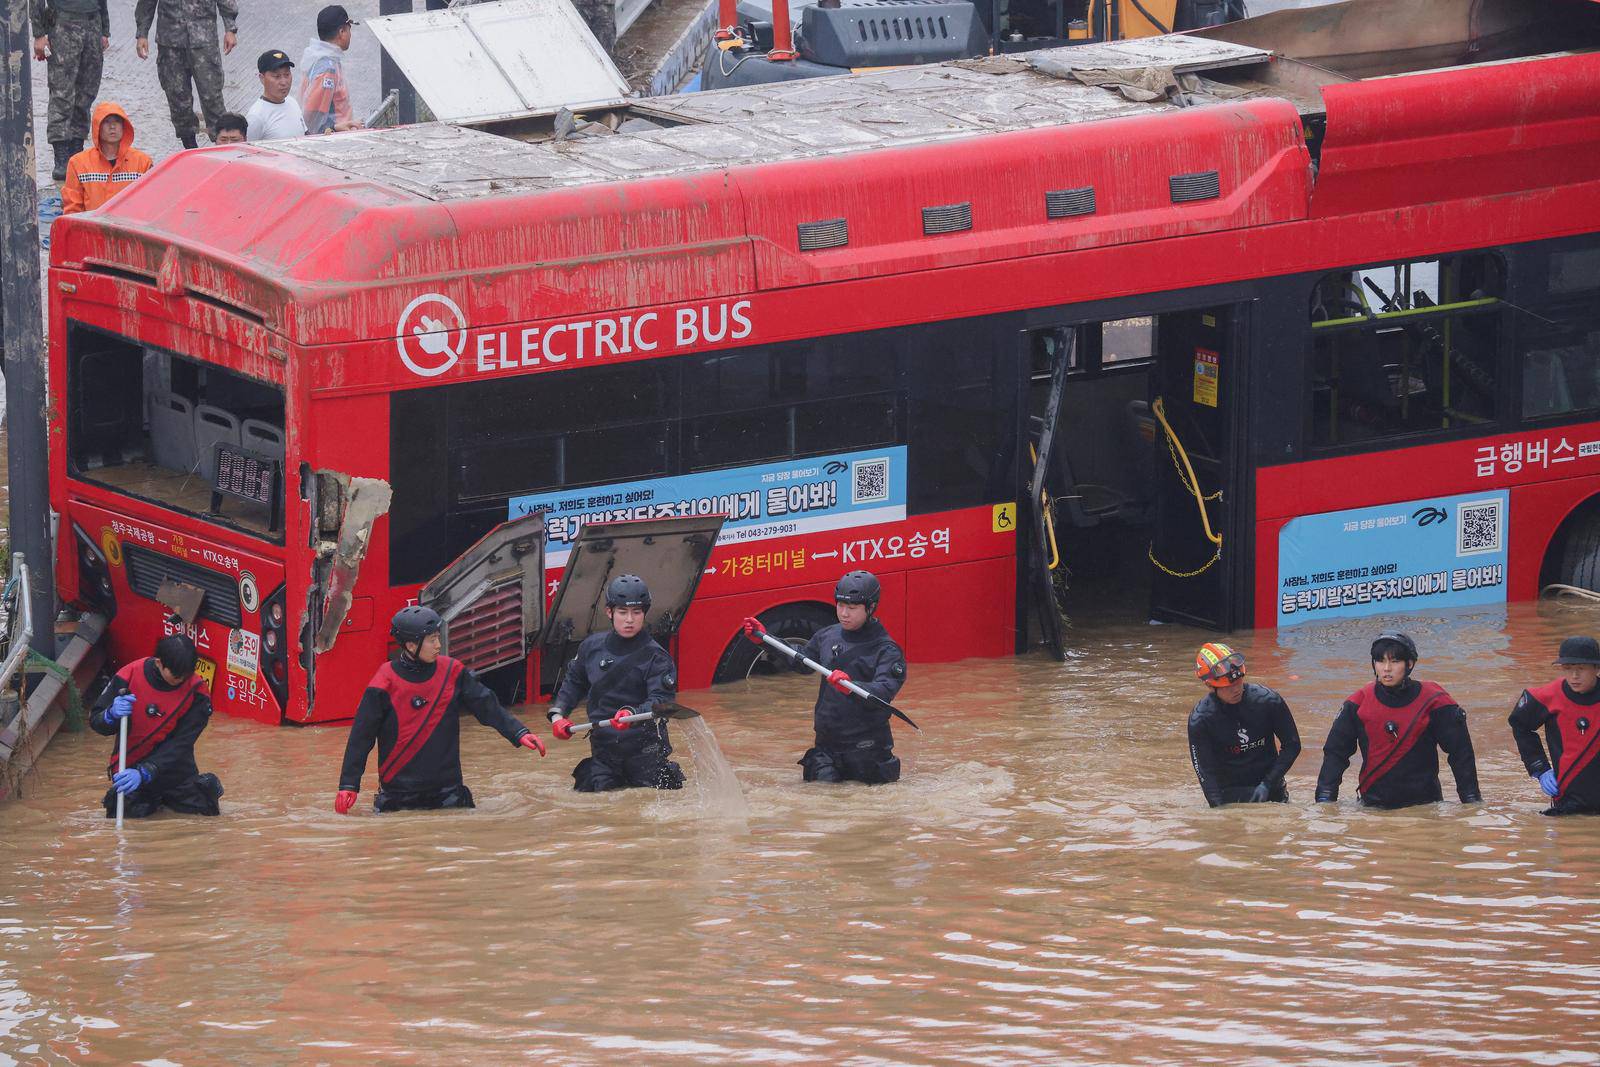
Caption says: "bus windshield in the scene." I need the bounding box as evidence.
[65,321,286,539]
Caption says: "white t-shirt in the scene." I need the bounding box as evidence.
[245,96,307,142]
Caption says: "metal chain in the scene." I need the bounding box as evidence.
[1147,543,1220,579]
[1163,431,1221,502]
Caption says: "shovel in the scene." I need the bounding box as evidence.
[567,701,701,737]
[742,621,921,732]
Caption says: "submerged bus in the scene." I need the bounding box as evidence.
[47,1,1600,724]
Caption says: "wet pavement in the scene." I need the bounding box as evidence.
[28,0,385,187]
[3,599,1599,1063]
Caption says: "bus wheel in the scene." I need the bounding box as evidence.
[1558,509,1600,592]
[712,602,834,684]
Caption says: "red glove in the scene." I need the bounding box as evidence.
[827,668,852,694]
[610,707,634,731]
[741,617,766,644]
[551,716,574,741]
[334,789,358,815]
[519,732,546,757]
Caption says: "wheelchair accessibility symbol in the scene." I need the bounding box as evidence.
[992,503,1017,533]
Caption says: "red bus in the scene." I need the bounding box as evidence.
[46,9,1600,724]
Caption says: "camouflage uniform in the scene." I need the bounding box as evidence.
[31,0,109,146]
[134,0,240,142]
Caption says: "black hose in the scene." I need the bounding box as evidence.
[1127,0,1171,35]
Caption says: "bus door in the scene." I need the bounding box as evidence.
[1023,301,1246,640]
[1146,305,1243,629]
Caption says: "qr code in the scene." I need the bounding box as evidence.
[852,457,890,505]
[1457,498,1503,556]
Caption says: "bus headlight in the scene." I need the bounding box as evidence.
[71,524,117,620]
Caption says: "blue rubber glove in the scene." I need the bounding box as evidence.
[106,694,135,721]
[1249,782,1272,803]
[1538,769,1559,798]
[112,766,149,795]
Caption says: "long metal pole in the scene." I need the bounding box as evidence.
[0,0,58,646]
[115,716,126,828]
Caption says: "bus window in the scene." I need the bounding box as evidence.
[65,322,285,537]
[793,393,897,455]
[909,317,1015,515]
[1520,240,1600,420]
[1308,253,1504,448]
[391,359,674,584]
[1101,317,1155,367]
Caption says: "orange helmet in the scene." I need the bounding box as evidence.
[1196,642,1245,687]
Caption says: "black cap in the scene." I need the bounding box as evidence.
[1554,636,1600,665]
[258,49,294,72]
[317,4,357,37]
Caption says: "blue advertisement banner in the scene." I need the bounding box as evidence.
[509,446,907,564]
[1277,490,1509,625]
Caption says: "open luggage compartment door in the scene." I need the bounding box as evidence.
[540,515,726,650]
[419,510,547,674]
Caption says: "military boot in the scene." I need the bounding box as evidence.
[179,131,199,150]
[50,141,73,182]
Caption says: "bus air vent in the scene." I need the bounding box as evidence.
[922,202,972,235]
[444,576,526,674]
[123,543,243,629]
[797,218,849,251]
[1169,171,1221,203]
[1045,187,1096,219]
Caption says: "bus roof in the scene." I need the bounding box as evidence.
[48,14,1600,359]
[259,35,1280,202]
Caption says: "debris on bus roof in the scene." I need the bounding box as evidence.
[262,34,1284,202]
[364,0,631,124]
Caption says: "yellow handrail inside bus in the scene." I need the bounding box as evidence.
[1310,296,1499,329]
[1152,396,1222,547]
[1028,444,1061,571]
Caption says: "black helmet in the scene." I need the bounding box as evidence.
[606,574,651,610]
[834,570,880,609]
[1371,630,1418,663]
[391,605,443,646]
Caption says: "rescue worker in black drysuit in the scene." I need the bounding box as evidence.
[334,606,545,814]
[1508,635,1600,816]
[1187,642,1301,806]
[91,633,224,818]
[793,570,907,785]
[1315,631,1481,809]
[547,575,684,792]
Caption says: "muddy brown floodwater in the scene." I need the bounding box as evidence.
[4,601,1600,1065]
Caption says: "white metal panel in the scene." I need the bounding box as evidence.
[366,0,631,124]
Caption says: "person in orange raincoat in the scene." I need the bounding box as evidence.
[62,101,154,214]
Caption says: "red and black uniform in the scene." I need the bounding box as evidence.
[90,657,222,818]
[1315,678,1481,808]
[339,653,534,812]
[1187,683,1301,806]
[1509,680,1600,815]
